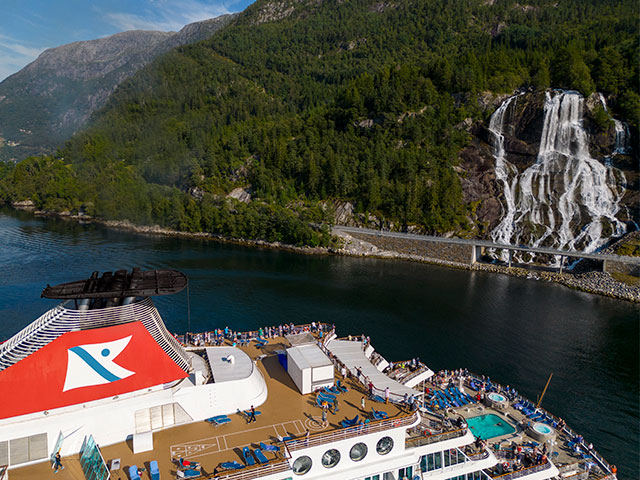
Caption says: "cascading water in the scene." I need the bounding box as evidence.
[489,90,627,255]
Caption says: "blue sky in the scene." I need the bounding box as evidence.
[0,0,255,81]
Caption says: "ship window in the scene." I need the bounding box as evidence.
[424,452,442,471]
[376,436,394,455]
[292,455,312,475]
[350,442,368,461]
[399,466,413,478]
[321,449,340,468]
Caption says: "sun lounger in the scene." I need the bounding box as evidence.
[238,409,261,420]
[336,380,348,392]
[243,446,255,466]
[178,458,200,469]
[206,415,231,426]
[254,448,269,464]
[320,389,336,399]
[150,460,160,480]
[130,466,141,480]
[371,407,388,420]
[221,461,245,470]
[260,442,280,452]
[324,385,340,395]
[371,394,385,403]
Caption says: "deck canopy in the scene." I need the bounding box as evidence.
[41,268,188,299]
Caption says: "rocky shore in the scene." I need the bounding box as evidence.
[11,205,640,303]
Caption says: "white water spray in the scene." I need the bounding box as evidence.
[490,90,627,254]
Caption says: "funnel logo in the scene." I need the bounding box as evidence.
[63,336,135,392]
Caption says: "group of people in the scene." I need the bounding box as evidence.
[176,322,335,347]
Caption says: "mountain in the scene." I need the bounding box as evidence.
[0,14,234,161]
[0,0,637,248]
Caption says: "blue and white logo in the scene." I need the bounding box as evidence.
[63,336,135,392]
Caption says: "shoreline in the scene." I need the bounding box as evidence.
[11,206,640,303]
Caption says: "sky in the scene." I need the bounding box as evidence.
[0,0,255,81]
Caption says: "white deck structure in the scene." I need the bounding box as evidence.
[325,339,421,399]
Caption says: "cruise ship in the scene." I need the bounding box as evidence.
[0,269,617,480]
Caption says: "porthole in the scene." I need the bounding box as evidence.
[321,448,341,468]
[350,442,368,461]
[376,436,394,455]
[293,455,312,475]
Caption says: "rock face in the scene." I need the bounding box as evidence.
[460,89,638,247]
[0,14,234,161]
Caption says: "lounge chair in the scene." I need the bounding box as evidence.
[260,442,280,452]
[336,380,348,392]
[320,390,336,399]
[221,461,245,470]
[243,446,255,466]
[254,448,269,464]
[371,407,388,420]
[130,466,141,480]
[206,415,231,426]
[178,458,200,469]
[370,394,385,403]
[324,385,340,395]
[238,409,261,420]
[150,460,160,480]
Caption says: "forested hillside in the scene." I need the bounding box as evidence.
[1,0,637,246]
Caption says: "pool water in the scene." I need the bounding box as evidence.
[467,414,515,439]
[533,423,553,435]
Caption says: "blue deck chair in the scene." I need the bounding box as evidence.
[325,385,340,395]
[177,469,201,478]
[149,460,160,480]
[254,448,269,464]
[221,461,245,470]
[371,407,388,420]
[179,458,200,469]
[260,442,280,453]
[320,389,336,399]
[243,446,255,466]
[129,466,141,480]
[371,394,385,403]
[336,380,348,392]
[206,415,231,426]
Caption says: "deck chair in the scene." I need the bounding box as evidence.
[336,380,348,392]
[254,448,269,464]
[320,389,337,399]
[178,458,200,469]
[371,407,388,420]
[206,415,231,426]
[243,446,255,466]
[221,461,245,470]
[260,442,280,453]
[149,460,160,480]
[325,385,340,395]
[129,466,141,480]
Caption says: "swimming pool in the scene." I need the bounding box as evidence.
[467,414,515,439]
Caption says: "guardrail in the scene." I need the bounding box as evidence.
[405,427,467,448]
[285,412,419,452]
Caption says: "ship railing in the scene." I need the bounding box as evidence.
[206,458,291,480]
[285,412,419,452]
[466,448,491,461]
[405,426,467,448]
[486,460,552,480]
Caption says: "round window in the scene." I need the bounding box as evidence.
[350,442,368,461]
[292,456,312,475]
[321,449,341,468]
[376,436,394,455]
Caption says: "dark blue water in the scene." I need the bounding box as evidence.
[0,208,638,477]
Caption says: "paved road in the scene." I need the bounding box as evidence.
[333,225,640,265]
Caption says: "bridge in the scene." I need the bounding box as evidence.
[333,226,640,275]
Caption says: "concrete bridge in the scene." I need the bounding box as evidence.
[333,226,640,275]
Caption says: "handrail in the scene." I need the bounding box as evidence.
[285,412,418,451]
[406,427,467,448]
[487,460,552,480]
[466,449,491,461]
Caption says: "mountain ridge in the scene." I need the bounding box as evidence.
[0,14,235,161]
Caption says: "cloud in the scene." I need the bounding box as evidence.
[104,0,233,32]
[0,35,46,81]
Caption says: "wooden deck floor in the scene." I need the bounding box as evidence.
[9,340,405,480]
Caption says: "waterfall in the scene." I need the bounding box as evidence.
[489,90,627,254]
[613,119,630,155]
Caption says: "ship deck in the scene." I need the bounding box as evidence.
[9,336,408,480]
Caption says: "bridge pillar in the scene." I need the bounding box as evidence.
[470,245,484,265]
[508,250,513,268]
[559,255,565,274]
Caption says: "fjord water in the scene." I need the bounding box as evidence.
[0,208,638,477]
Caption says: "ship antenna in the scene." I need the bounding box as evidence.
[536,373,553,408]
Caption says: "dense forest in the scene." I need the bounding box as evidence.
[0,0,638,246]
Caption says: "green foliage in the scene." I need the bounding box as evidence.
[0,0,638,244]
